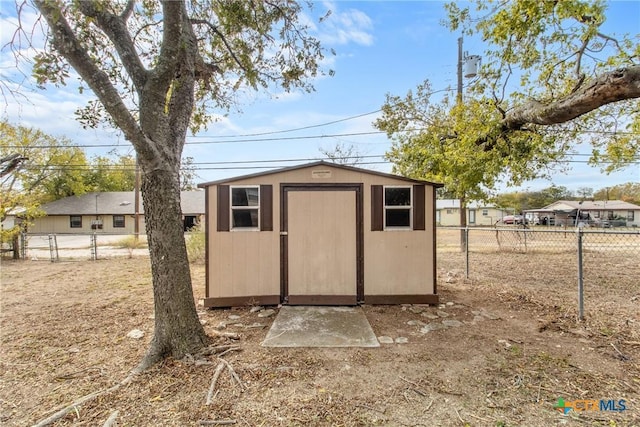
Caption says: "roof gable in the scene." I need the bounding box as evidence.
[39,191,205,215]
[198,161,444,187]
[542,200,640,211]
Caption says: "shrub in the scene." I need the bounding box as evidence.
[115,235,147,258]
[185,225,206,263]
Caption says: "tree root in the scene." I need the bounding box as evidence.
[31,373,136,427]
[206,362,226,405]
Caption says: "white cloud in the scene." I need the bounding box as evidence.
[316,2,374,46]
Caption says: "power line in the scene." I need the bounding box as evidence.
[189,110,383,138]
[4,127,638,150]
[19,158,640,172]
[16,152,640,169]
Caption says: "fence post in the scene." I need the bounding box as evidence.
[48,234,59,262]
[91,233,98,260]
[465,226,470,279]
[577,227,584,321]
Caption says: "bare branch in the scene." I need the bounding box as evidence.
[33,1,145,148]
[504,65,640,129]
[189,19,249,73]
[76,2,148,91]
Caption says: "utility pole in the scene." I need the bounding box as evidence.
[456,36,480,251]
[457,37,467,251]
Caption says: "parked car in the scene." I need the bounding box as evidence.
[501,215,526,225]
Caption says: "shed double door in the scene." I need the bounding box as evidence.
[283,186,361,305]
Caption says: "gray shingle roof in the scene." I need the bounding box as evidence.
[40,191,205,215]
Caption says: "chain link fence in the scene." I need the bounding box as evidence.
[14,233,149,261]
[8,231,206,263]
[437,226,640,321]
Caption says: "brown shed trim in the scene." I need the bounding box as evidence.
[202,295,280,308]
[199,160,444,188]
[432,187,438,296]
[288,295,358,305]
[364,294,439,305]
[371,185,383,231]
[204,188,210,298]
[216,185,230,232]
[280,183,364,304]
[413,185,425,230]
[260,184,273,231]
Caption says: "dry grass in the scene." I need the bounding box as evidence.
[1,250,639,426]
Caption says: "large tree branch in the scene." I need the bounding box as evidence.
[33,1,145,148]
[504,65,640,130]
[0,154,27,178]
[148,1,186,101]
[76,2,148,92]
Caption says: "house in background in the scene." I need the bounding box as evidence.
[27,191,205,234]
[530,200,640,227]
[198,161,443,308]
[436,199,511,226]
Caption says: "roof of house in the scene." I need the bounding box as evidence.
[39,191,205,215]
[198,161,444,187]
[542,200,640,211]
[435,199,505,210]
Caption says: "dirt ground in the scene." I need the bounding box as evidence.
[1,253,638,426]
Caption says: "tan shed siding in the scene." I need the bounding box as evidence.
[365,231,432,295]
[205,164,437,303]
[207,185,280,299]
[362,177,434,296]
[210,232,279,297]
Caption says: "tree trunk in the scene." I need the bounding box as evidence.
[12,233,20,260]
[136,166,209,371]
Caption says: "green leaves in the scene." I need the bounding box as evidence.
[378,1,639,202]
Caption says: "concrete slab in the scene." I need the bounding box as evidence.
[261,306,380,348]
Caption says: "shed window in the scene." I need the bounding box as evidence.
[482,209,488,216]
[217,185,272,232]
[113,215,125,228]
[371,185,424,231]
[384,186,412,228]
[231,186,259,229]
[628,211,634,221]
[70,215,82,228]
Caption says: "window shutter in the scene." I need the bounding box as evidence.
[413,185,425,230]
[371,185,383,231]
[217,185,230,232]
[260,185,273,231]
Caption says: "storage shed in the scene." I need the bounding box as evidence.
[198,161,443,308]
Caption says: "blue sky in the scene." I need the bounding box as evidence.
[1,1,639,195]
